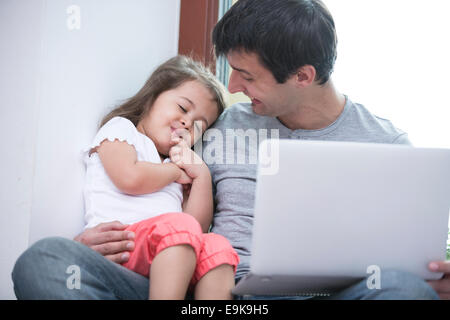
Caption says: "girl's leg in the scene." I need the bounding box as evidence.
[122,213,204,299]
[192,233,240,300]
[149,244,197,300]
[194,263,235,300]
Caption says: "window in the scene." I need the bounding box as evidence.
[324,0,450,149]
[218,0,450,149]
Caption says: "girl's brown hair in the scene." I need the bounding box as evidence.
[100,55,226,128]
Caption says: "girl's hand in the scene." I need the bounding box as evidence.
[171,128,193,147]
[169,136,210,180]
[175,167,193,185]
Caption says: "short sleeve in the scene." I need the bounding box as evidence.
[85,117,139,154]
[392,133,413,146]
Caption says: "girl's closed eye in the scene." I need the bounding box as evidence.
[178,104,187,113]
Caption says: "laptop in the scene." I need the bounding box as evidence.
[232,140,450,296]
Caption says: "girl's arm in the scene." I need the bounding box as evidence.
[182,170,213,233]
[96,139,182,195]
[169,139,214,232]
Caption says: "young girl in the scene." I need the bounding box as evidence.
[83,55,239,300]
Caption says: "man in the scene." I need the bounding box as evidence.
[12,0,449,299]
[204,0,448,299]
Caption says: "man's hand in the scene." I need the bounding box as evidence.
[74,221,135,264]
[427,261,450,299]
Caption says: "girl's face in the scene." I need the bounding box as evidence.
[137,80,219,157]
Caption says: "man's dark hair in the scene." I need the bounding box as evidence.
[212,0,337,85]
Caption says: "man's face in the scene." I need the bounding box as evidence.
[226,50,297,118]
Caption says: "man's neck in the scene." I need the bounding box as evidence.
[277,80,346,131]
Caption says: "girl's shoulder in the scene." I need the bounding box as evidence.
[100,116,137,132]
[87,117,140,155]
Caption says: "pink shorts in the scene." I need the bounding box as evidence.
[122,212,239,285]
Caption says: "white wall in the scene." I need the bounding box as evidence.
[0,0,180,299]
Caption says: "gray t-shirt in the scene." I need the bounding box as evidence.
[202,97,411,279]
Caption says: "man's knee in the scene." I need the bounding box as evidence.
[13,237,70,276]
[378,270,439,300]
[12,237,77,299]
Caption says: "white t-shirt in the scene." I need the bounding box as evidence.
[83,116,183,229]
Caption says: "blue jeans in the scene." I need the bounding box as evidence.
[12,237,439,300]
